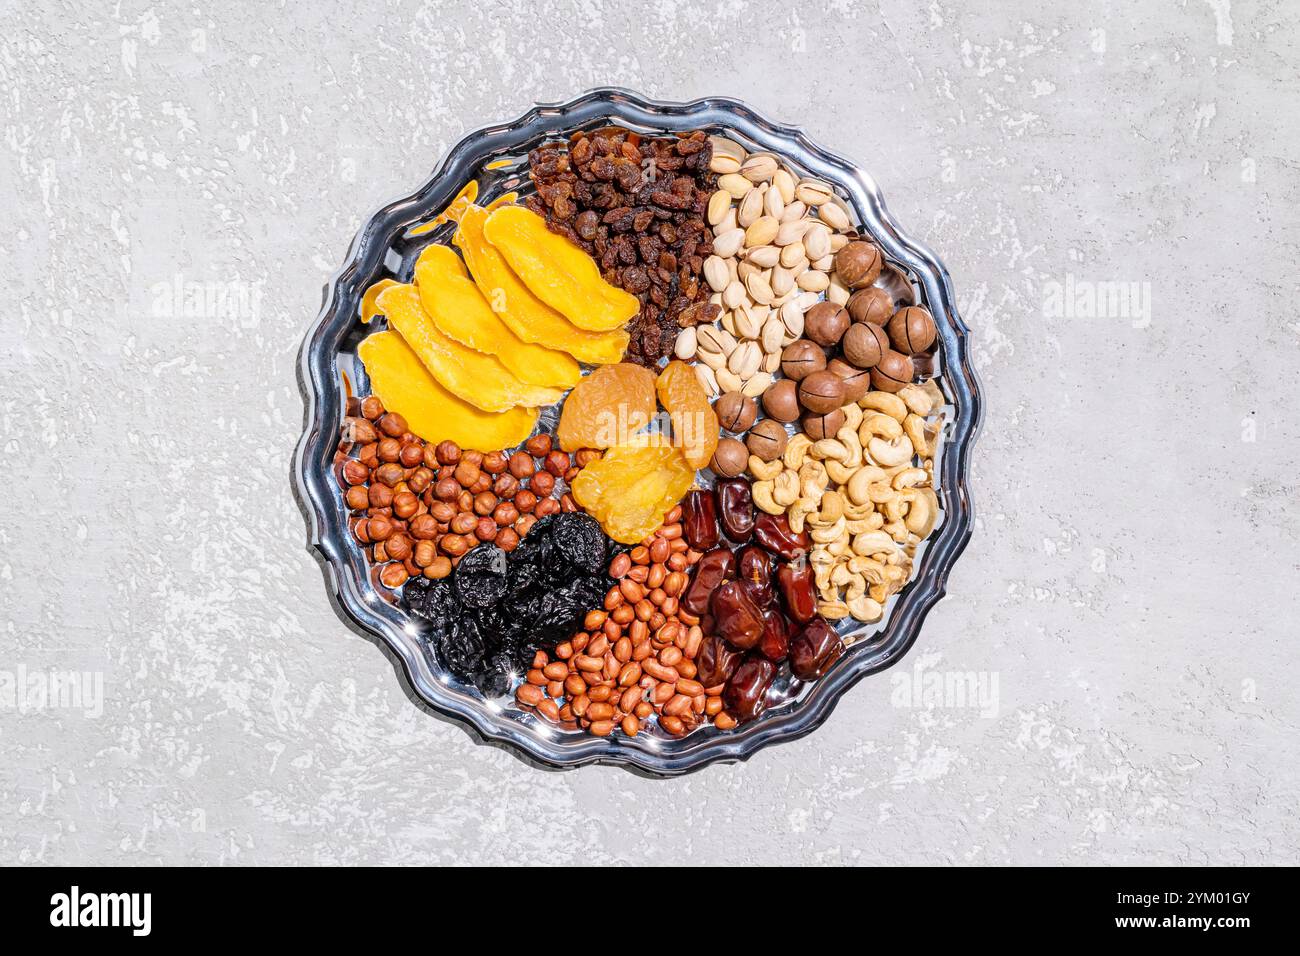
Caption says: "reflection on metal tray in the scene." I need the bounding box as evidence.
[293,88,983,775]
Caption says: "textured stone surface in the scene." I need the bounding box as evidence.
[2,1,1297,865]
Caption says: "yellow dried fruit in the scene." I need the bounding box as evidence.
[454,205,629,365]
[557,363,658,453]
[656,360,720,470]
[413,244,581,390]
[482,205,639,332]
[571,438,695,544]
[376,283,565,413]
[358,330,537,448]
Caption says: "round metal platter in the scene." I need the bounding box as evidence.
[293,88,984,775]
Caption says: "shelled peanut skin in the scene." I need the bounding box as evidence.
[515,509,737,737]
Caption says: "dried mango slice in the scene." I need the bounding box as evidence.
[376,283,564,413]
[656,360,720,469]
[358,331,537,449]
[413,245,581,390]
[557,363,657,453]
[407,179,478,236]
[571,440,695,545]
[482,205,639,332]
[454,205,629,365]
[360,278,398,324]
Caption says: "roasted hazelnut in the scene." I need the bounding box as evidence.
[408,514,439,540]
[426,556,452,579]
[399,443,424,468]
[842,322,890,369]
[535,497,561,517]
[406,467,432,495]
[345,485,370,511]
[507,450,535,478]
[543,450,570,477]
[479,450,505,474]
[378,438,402,462]
[341,459,370,486]
[493,501,519,526]
[440,533,469,558]
[369,482,395,509]
[847,286,893,326]
[870,350,915,393]
[474,517,498,542]
[834,241,883,289]
[392,491,419,519]
[450,513,477,535]
[559,493,578,513]
[455,490,474,512]
[360,396,385,420]
[780,340,826,381]
[514,489,538,513]
[525,434,552,457]
[492,473,519,498]
[453,460,480,487]
[366,514,394,541]
[496,528,520,552]
[887,305,937,354]
[797,370,846,414]
[374,463,405,487]
[803,301,850,347]
[710,437,749,477]
[385,533,412,562]
[379,563,409,589]
[429,501,456,523]
[531,470,556,497]
[801,408,846,441]
[473,492,497,516]
[714,391,757,433]
[574,448,602,468]
[413,540,437,568]
[352,518,371,544]
[434,440,461,466]
[377,412,408,438]
[761,378,801,423]
[515,514,538,537]
[746,419,789,462]
[342,417,378,445]
[422,445,440,469]
[826,357,871,404]
[357,443,379,468]
[433,477,459,501]
[469,473,492,495]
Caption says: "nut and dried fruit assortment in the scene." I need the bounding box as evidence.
[329,120,951,743]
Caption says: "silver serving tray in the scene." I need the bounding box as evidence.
[292,88,983,774]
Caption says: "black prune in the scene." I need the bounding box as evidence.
[402,512,617,695]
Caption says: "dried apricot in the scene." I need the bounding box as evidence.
[556,363,657,452]
[571,439,695,544]
[656,360,720,469]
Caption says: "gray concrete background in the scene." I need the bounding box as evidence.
[2,0,1297,865]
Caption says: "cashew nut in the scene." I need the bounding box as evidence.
[846,465,888,506]
[902,414,932,459]
[867,434,915,468]
[885,519,909,543]
[810,515,846,543]
[787,496,817,533]
[817,490,845,523]
[852,530,895,556]
[825,459,857,485]
[897,383,934,417]
[772,469,800,506]
[783,433,812,470]
[859,391,907,422]
[860,412,903,441]
[903,487,939,538]
[847,594,883,623]
[843,571,867,602]
[892,467,929,490]
[830,562,854,588]
[841,402,864,432]
[810,438,850,462]
[752,479,784,515]
[848,556,887,584]
[748,455,783,480]
[836,425,863,466]
[818,600,850,620]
